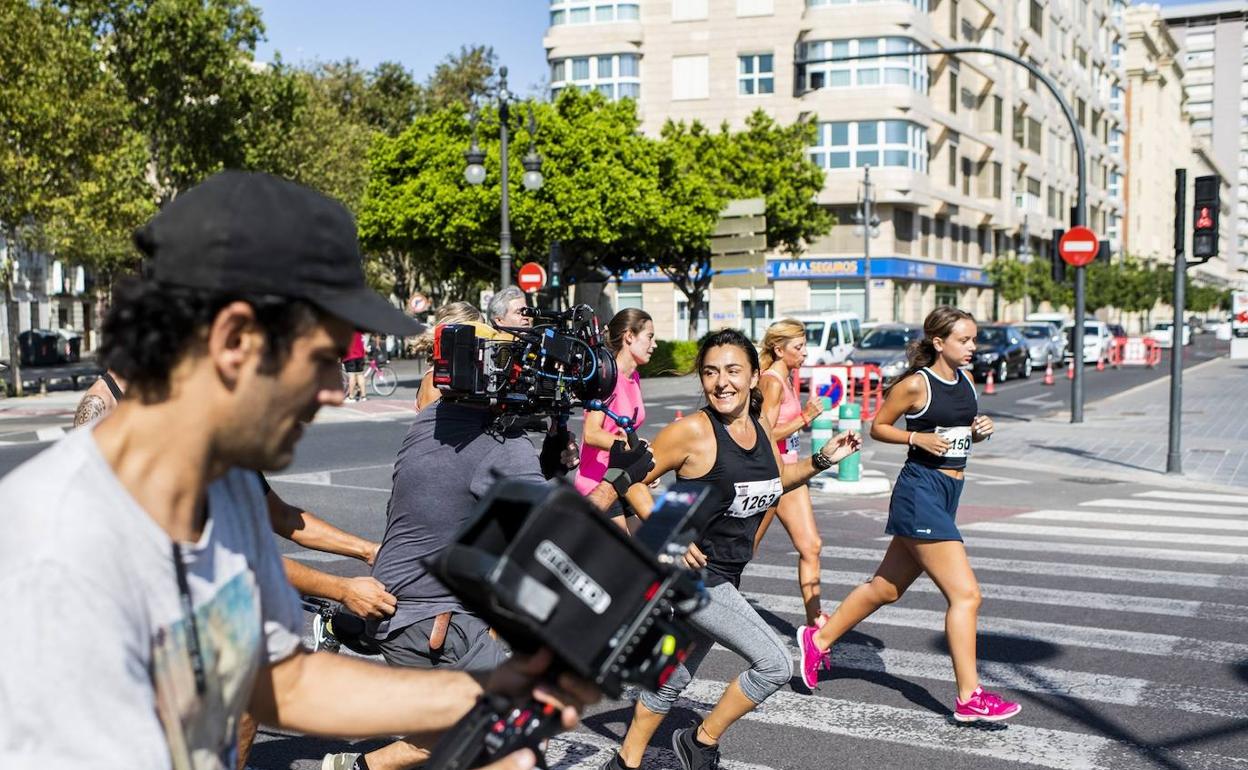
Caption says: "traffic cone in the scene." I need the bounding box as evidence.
[1066,360,1075,380]
[984,370,997,395]
[674,409,683,421]
[1096,356,1105,372]
[1043,361,1054,386]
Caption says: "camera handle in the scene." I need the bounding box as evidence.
[426,692,561,770]
[583,399,639,448]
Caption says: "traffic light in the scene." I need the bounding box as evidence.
[1051,228,1066,283]
[1192,174,1220,262]
[1097,240,1111,263]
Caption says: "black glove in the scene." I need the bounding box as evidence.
[605,438,654,494]
[539,426,573,480]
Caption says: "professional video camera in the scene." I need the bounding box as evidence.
[431,304,617,421]
[424,479,715,770]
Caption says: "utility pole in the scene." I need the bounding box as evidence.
[1167,169,1186,474]
[853,166,880,322]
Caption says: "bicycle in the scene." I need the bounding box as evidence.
[341,353,399,398]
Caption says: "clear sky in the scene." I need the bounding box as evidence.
[252,1,551,97]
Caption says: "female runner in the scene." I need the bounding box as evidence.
[796,306,1021,723]
[600,329,860,770]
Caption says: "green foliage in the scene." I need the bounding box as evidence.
[639,340,700,378]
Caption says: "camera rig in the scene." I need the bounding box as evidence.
[425,479,715,769]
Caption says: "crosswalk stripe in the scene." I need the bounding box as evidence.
[954,536,1247,565]
[743,564,1248,623]
[675,680,1246,770]
[814,545,1248,591]
[1133,490,1247,504]
[547,729,772,770]
[741,591,1248,665]
[1079,498,1248,516]
[959,522,1248,548]
[1018,509,1247,532]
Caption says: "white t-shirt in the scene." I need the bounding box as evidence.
[0,429,303,770]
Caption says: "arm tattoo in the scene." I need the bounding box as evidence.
[73,395,109,428]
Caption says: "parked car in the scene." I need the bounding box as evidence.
[790,310,862,365]
[972,324,1032,382]
[846,323,922,384]
[1107,323,1127,343]
[1018,322,1065,366]
[1025,312,1069,333]
[1063,320,1112,364]
[1149,321,1191,348]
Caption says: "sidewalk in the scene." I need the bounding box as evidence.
[977,356,1248,489]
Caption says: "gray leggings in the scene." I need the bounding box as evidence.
[639,580,792,715]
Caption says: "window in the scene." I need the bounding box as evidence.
[1076,98,1086,128]
[808,0,928,8]
[672,55,709,100]
[950,0,959,37]
[809,120,929,171]
[1013,108,1026,148]
[962,157,973,195]
[993,95,1003,133]
[738,54,775,95]
[551,53,641,100]
[737,0,773,16]
[1184,31,1215,50]
[671,0,708,20]
[896,209,915,242]
[810,281,866,318]
[1027,117,1042,154]
[1029,0,1044,34]
[935,285,959,307]
[616,284,644,310]
[803,38,928,93]
[992,161,1002,199]
[1187,83,1213,101]
[550,1,639,25]
[948,144,958,186]
[949,70,958,113]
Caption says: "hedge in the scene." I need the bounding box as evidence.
[639,340,700,377]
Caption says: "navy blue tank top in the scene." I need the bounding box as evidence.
[679,407,782,587]
[905,367,978,470]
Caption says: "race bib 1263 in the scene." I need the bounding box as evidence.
[935,426,973,459]
[728,477,782,518]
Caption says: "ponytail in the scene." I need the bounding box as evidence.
[886,338,938,395]
[885,305,975,395]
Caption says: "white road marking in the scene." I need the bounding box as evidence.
[960,521,1248,548]
[1079,497,1248,516]
[35,426,64,442]
[1017,509,1247,532]
[813,544,1248,591]
[951,536,1247,565]
[743,564,1248,623]
[742,591,1248,664]
[546,729,770,770]
[1133,490,1248,504]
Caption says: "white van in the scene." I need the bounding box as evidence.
[1063,320,1112,363]
[790,311,863,365]
[1025,312,1069,332]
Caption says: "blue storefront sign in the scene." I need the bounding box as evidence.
[768,257,989,287]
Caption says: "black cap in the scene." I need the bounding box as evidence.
[134,171,425,337]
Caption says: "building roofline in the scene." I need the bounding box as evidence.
[1160,0,1246,23]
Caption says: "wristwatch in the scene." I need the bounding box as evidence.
[602,467,633,499]
[812,449,834,471]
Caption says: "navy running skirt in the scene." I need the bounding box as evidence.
[885,461,965,541]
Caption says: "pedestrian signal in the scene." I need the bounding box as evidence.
[1192,175,1219,262]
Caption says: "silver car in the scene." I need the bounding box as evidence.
[847,323,922,384]
[1019,322,1065,366]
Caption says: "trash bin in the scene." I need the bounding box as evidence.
[18,330,60,366]
[57,329,82,363]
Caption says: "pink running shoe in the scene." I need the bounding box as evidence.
[954,686,1022,723]
[796,625,824,692]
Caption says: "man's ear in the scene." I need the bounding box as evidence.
[207,301,262,387]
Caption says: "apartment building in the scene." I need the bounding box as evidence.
[0,233,95,362]
[1161,0,1248,284]
[544,0,1127,337]
[1123,4,1234,297]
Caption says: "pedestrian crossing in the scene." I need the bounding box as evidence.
[546,486,1248,770]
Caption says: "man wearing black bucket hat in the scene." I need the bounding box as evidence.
[0,172,600,770]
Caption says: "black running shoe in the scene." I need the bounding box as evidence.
[597,751,635,770]
[671,726,721,770]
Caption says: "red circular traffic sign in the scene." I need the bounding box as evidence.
[1058,226,1100,267]
[517,262,547,293]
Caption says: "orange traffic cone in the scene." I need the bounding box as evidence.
[984,369,997,395]
[1066,360,1075,380]
[674,410,684,421]
[1043,361,1054,386]
[1096,356,1105,372]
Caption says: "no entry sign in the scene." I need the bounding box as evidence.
[517,262,547,293]
[1058,226,1100,267]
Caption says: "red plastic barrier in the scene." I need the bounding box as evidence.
[1107,337,1161,368]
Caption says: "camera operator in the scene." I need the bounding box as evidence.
[325,390,653,770]
[488,286,531,329]
[0,171,597,770]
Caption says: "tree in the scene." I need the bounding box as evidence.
[424,45,497,112]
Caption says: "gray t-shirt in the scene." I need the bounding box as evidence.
[370,400,544,638]
[0,428,303,770]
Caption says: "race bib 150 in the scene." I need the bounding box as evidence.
[728,477,782,518]
[935,426,973,459]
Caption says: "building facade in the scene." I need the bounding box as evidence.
[545,0,1128,338]
[1160,0,1248,283]
[0,233,95,365]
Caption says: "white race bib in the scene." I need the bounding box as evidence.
[936,426,973,459]
[784,433,801,456]
[728,478,782,518]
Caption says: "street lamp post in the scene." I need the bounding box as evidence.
[796,46,1089,422]
[852,165,880,322]
[463,66,543,289]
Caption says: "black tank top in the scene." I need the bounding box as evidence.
[679,407,782,587]
[905,367,978,470]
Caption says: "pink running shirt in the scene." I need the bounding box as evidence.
[762,368,802,465]
[574,369,646,495]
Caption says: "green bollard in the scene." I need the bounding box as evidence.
[837,402,862,482]
[810,396,835,456]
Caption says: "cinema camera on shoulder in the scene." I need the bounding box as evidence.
[431,304,616,419]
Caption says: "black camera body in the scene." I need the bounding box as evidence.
[432,305,617,419]
[425,480,715,769]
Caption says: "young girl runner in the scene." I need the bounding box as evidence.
[600,329,860,770]
[796,306,1021,723]
[756,319,827,627]
[574,308,657,529]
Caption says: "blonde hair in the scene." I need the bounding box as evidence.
[759,318,806,369]
[413,301,484,360]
